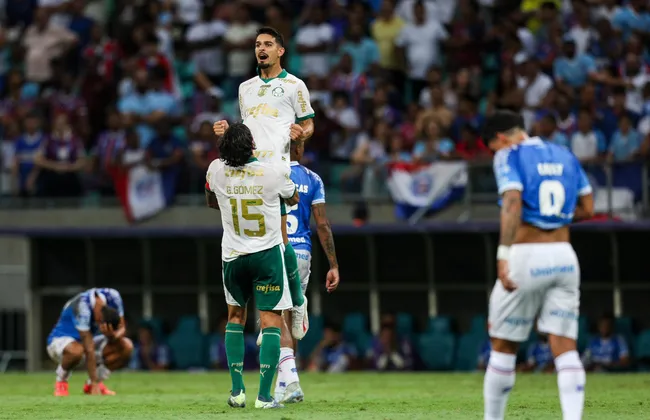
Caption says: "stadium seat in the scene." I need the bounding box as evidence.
[417,332,456,371]
[469,315,487,337]
[427,316,452,334]
[167,329,206,370]
[176,315,201,333]
[141,317,165,342]
[578,315,589,335]
[455,333,483,371]
[297,315,323,361]
[635,330,650,361]
[343,313,368,341]
[355,332,374,357]
[615,317,636,353]
[396,313,414,339]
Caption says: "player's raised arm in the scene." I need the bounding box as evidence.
[573,158,594,221]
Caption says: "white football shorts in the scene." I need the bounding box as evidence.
[488,242,580,342]
[47,335,108,363]
[295,249,312,294]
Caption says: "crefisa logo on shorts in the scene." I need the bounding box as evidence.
[411,172,433,197]
[256,284,280,294]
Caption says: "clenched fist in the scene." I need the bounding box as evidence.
[213,120,229,137]
[289,123,304,141]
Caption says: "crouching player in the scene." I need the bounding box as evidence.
[273,140,340,403]
[46,288,133,396]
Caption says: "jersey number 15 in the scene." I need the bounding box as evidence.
[229,198,266,237]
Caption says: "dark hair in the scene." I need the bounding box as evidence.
[101,306,120,329]
[600,312,615,322]
[149,65,167,83]
[219,122,254,167]
[256,26,284,48]
[481,110,525,143]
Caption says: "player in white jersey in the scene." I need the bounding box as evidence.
[213,27,315,341]
[205,122,299,409]
[482,111,594,420]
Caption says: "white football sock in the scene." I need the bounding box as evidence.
[278,347,299,385]
[484,351,517,420]
[56,365,71,382]
[555,350,585,420]
[98,364,111,381]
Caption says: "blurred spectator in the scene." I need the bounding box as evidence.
[395,0,448,100]
[130,325,170,371]
[553,36,600,91]
[566,1,595,56]
[117,128,144,170]
[386,131,412,163]
[515,55,554,130]
[175,0,202,26]
[67,0,95,54]
[417,83,454,132]
[12,113,44,197]
[0,121,20,196]
[308,322,358,373]
[137,34,174,93]
[519,334,554,373]
[223,4,259,97]
[185,6,228,87]
[46,71,89,138]
[296,6,335,80]
[371,0,404,88]
[23,8,77,85]
[622,53,650,115]
[0,70,36,130]
[330,53,366,112]
[189,121,218,191]
[328,91,361,159]
[447,0,485,71]
[90,108,124,195]
[340,22,379,76]
[608,114,643,161]
[610,0,650,41]
[191,94,227,133]
[413,119,454,163]
[537,114,570,148]
[145,121,183,204]
[366,314,413,371]
[583,313,630,372]
[34,113,85,197]
[571,109,607,162]
[455,124,490,160]
[450,96,483,141]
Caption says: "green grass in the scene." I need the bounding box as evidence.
[2,372,650,419]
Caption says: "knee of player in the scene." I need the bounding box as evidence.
[227,308,247,325]
[65,341,85,361]
[120,337,134,357]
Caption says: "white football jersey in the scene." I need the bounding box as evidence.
[206,158,297,261]
[239,69,315,167]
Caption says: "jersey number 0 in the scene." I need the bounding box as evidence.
[538,180,566,216]
[229,199,266,237]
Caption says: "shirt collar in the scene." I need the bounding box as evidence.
[257,68,288,83]
[290,161,299,166]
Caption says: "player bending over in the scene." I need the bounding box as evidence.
[273,140,340,403]
[47,288,133,397]
[213,26,314,341]
[205,122,300,409]
[482,110,594,420]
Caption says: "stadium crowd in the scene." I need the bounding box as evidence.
[127,312,650,372]
[0,0,649,201]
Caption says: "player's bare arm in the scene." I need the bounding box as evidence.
[498,190,522,291]
[313,203,340,292]
[79,330,100,392]
[205,187,220,210]
[574,193,594,221]
[291,118,314,142]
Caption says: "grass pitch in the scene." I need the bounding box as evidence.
[1,372,649,419]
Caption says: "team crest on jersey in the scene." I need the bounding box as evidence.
[258,85,271,96]
[272,86,284,97]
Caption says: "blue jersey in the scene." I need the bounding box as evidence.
[47,288,124,345]
[493,137,592,230]
[286,162,326,252]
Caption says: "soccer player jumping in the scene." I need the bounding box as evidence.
[205,122,300,409]
[273,140,340,403]
[213,27,315,341]
[482,110,594,420]
[47,288,133,396]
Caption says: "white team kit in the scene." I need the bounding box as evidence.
[206,158,296,262]
[239,69,315,168]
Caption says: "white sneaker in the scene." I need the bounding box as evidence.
[227,392,246,408]
[255,397,284,409]
[291,296,309,340]
[280,382,304,404]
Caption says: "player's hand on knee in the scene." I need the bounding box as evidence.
[213,120,229,137]
[289,123,304,141]
[497,260,517,292]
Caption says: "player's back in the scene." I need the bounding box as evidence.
[208,159,288,261]
[494,137,592,234]
[286,162,325,251]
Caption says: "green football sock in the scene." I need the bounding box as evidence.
[259,326,281,400]
[225,323,245,394]
[283,243,304,307]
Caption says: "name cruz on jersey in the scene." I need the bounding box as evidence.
[493,137,592,230]
[47,288,124,344]
[286,162,325,252]
[239,69,315,166]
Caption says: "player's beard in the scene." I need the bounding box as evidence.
[257,61,272,69]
